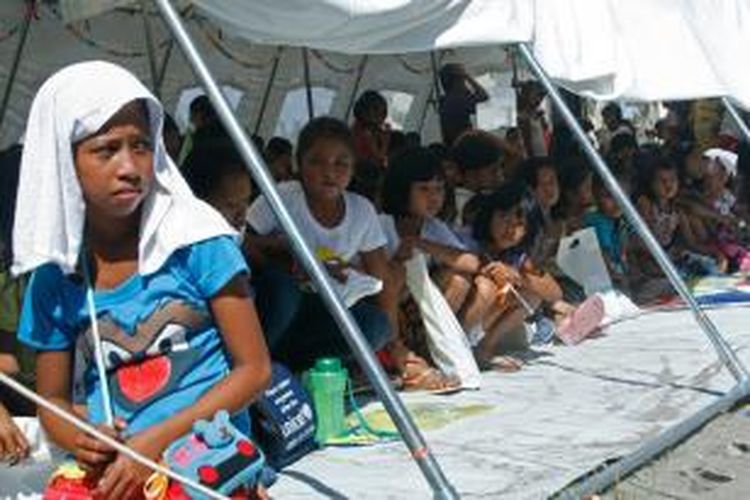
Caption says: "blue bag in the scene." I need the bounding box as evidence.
[251,363,317,469]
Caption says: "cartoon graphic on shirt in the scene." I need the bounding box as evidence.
[316,246,345,265]
[76,299,211,411]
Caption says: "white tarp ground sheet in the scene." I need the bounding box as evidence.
[3,304,750,498]
[269,305,750,499]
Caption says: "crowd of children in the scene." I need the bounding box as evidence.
[1,60,749,496]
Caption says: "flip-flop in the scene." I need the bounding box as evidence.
[400,358,462,395]
[556,295,605,345]
[402,368,463,395]
[477,354,523,373]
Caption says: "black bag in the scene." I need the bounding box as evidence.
[250,362,317,470]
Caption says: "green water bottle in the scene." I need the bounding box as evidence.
[304,357,348,445]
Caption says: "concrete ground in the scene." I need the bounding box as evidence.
[602,405,750,500]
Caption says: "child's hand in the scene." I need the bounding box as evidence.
[481,261,522,286]
[252,484,270,500]
[73,418,126,475]
[394,239,416,262]
[715,253,730,274]
[0,402,29,465]
[324,259,349,283]
[0,353,20,375]
[95,431,162,499]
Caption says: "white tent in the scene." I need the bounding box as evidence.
[2,0,750,146]
[59,0,750,106]
[2,1,750,498]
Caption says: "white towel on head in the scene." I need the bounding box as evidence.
[12,60,235,276]
[703,147,738,178]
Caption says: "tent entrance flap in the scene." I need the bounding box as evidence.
[153,0,459,498]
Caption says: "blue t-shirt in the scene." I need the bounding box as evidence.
[19,236,250,435]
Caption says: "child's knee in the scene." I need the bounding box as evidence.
[473,275,498,304]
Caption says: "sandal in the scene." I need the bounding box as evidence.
[477,354,523,373]
[400,355,462,394]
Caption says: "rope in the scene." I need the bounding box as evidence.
[310,49,355,75]
[0,1,37,46]
[0,372,229,500]
[47,5,170,59]
[394,54,431,75]
[65,21,172,59]
[194,18,276,71]
[0,21,22,44]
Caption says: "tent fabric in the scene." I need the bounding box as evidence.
[2,0,748,150]
[0,2,513,148]
[191,0,533,54]
[54,0,750,111]
[534,0,750,108]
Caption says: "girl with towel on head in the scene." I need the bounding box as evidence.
[13,61,271,498]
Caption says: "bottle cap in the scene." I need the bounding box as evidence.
[314,357,343,373]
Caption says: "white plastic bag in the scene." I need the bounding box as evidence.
[404,253,481,389]
[556,227,613,295]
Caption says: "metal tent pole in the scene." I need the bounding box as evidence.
[302,47,314,120]
[153,1,458,498]
[429,51,442,112]
[344,55,369,122]
[517,42,748,382]
[253,46,283,135]
[140,0,160,97]
[0,1,33,131]
[721,97,750,143]
[418,52,441,134]
[155,39,174,97]
[557,378,750,498]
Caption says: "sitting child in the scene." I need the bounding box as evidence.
[583,176,630,286]
[520,157,561,266]
[633,152,725,279]
[557,157,595,232]
[380,147,517,376]
[696,148,750,272]
[14,62,271,496]
[473,183,604,352]
[263,136,294,183]
[245,117,391,372]
[450,130,504,226]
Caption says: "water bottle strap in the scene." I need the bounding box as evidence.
[344,378,400,441]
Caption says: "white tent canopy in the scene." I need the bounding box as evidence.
[59,0,750,106]
[1,0,749,147]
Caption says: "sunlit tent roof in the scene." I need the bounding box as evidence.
[59,0,750,106]
[1,0,749,147]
